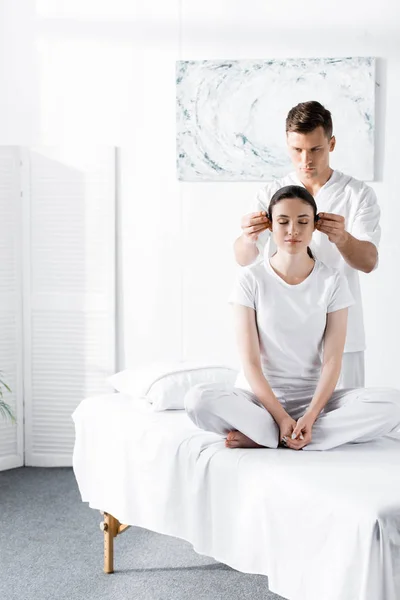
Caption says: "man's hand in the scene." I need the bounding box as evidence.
[316,212,347,246]
[241,211,271,245]
[288,412,317,450]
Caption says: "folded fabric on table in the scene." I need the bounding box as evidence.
[107,361,238,411]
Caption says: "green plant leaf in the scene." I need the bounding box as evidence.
[0,377,11,393]
[0,401,16,424]
[0,373,15,422]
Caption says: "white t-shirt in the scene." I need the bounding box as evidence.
[253,170,381,353]
[229,259,355,390]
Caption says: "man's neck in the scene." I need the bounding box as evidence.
[297,167,334,196]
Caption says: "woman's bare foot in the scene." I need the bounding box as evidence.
[225,430,263,449]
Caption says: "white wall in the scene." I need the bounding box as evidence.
[1,1,400,386]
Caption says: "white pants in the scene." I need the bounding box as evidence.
[184,383,400,451]
[337,351,364,388]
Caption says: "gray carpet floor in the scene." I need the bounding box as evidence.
[0,467,286,600]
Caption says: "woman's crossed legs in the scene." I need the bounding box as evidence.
[184,383,400,451]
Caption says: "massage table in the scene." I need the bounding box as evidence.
[72,392,400,600]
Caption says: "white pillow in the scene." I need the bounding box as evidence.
[107,362,238,411]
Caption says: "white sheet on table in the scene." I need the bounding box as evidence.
[72,393,400,600]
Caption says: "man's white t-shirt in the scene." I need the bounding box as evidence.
[230,259,355,391]
[253,170,381,353]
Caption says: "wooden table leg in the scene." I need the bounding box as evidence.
[100,511,130,574]
[101,512,118,573]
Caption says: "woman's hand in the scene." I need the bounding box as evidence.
[277,415,298,448]
[288,412,317,450]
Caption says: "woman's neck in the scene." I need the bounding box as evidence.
[269,251,315,281]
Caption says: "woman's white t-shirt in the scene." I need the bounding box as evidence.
[253,170,381,353]
[229,259,355,390]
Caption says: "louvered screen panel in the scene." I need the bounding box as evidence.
[0,147,23,471]
[23,147,116,466]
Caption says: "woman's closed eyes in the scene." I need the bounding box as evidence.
[277,220,310,225]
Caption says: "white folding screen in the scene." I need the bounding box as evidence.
[22,147,116,467]
[0,148,24,471]
[0,146,116,470]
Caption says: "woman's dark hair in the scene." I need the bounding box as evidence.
[268,185,318,259]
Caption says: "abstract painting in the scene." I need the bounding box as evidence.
[176,57,375,182]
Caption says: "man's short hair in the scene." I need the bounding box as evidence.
[286,101,333,139]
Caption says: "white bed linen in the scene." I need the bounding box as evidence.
[72,393,400,600]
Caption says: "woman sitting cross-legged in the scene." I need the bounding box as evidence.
[184,185,400,451]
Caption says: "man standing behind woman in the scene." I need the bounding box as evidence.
[234,101,380,389]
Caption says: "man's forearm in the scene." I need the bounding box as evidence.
[243,364,288,423]
[305,357,342,420]
[336,232,378,273]
[234,235,259,266]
